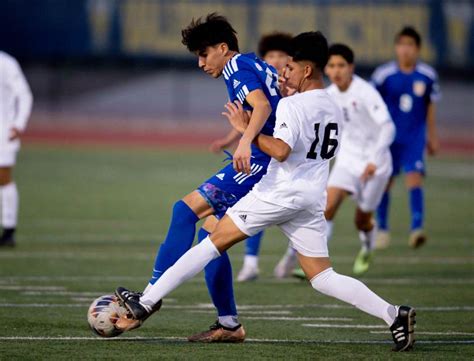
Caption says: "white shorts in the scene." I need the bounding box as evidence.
[327,165,390,212]
[0,151,17,167]
[227,192,328,257]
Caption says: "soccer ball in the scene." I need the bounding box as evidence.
[87,294,128,337]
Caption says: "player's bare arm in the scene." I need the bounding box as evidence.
[232,89,271,174]
[8,127,22,141]
[426,102,439,156]
[209,128,241,153]
[223,100,291,162]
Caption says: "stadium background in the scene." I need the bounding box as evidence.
[0,0,473,359]
[0,0,472,149]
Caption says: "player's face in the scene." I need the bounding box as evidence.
[197,44,227,78]
[395,36,420,66]
[284,59,306,91]
[325,55,353,89]
[264,50,290,73]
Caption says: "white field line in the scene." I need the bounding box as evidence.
[302,324,386,329]
[179,303,474,312]
[1,275,473,286]
[0,252,472,265]
[0,304,89,308]
[245,317,353,322]
[187,310,293,315]
[370,331,474,336]
[0,286,65,291]
[0,336,471,344]
[0,302,473,313]
[20,291,110,296]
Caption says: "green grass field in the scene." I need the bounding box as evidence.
[0,144,473,360]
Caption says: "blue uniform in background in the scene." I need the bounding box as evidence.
[150,52,280,319]
[371,61,441,231]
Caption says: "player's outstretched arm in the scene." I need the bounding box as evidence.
[209,128,241,154]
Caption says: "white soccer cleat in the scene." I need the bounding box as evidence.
[408,229,427,249]
[236,265,259,282]
[273,253,298,279]
[375,230,391,250]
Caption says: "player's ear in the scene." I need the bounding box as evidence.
[304,64,313,79]
[220,43,229,56]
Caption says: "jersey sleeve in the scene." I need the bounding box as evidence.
[2,54,33,131]
[229,60,263,104]
[364,86,392,126]
[429,72,442,103]
[273,100,299,150]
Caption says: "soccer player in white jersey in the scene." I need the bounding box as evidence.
[277,44,395,278]
[0,51,33,247]
[325,44,395,274]
[116,32,416,352]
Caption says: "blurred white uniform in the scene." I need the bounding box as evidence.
[0,51,33,166]
[326,75,394,212]
[228,89,342,257]
[0,51,32,233]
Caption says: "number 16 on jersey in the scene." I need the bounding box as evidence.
[306,123,339,160]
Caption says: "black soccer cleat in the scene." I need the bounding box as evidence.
[0,228,16,248]
[115,287,162,321]
[390,305,416,352]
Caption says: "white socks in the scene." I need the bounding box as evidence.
[311,268,397,326]
[218,315,240,328]
[359,227,376,252]
[140,236,220,307]
[243,255,258,269]
[326,220,334,241]
[1,182,18,228]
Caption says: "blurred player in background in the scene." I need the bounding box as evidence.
[280,44,395,278]
[372,26,441,249]
[0,51,33,247]
[208,32,293,282]
[120,13,281,342]
[117,32,416,352]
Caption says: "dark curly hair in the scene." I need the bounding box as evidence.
[181,13,239,54]
[289,31,329,71]
[258,32,293,58]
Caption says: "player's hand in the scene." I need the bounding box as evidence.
[8,127,21,141]
[233,139,252,174]
[209,138,228,154]
[427,136,439,156]
[361,163,377,182]
[222,101,251,134]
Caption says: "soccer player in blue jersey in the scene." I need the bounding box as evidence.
[116,13,281,342]
[208,32,293,282]
[372,26,441,249]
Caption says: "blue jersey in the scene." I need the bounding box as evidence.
[371,61,441,145]
[222,52,281,159]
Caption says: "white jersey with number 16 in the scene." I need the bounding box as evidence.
[252,89,342,215]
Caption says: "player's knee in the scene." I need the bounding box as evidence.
[354,211,372,231]
[405,172,423,189]
[0,168,12,186]
[172,200,198,224]
[325,204,337,220]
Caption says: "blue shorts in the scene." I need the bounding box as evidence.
[197,151,270,219]
[390,141,425,176]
